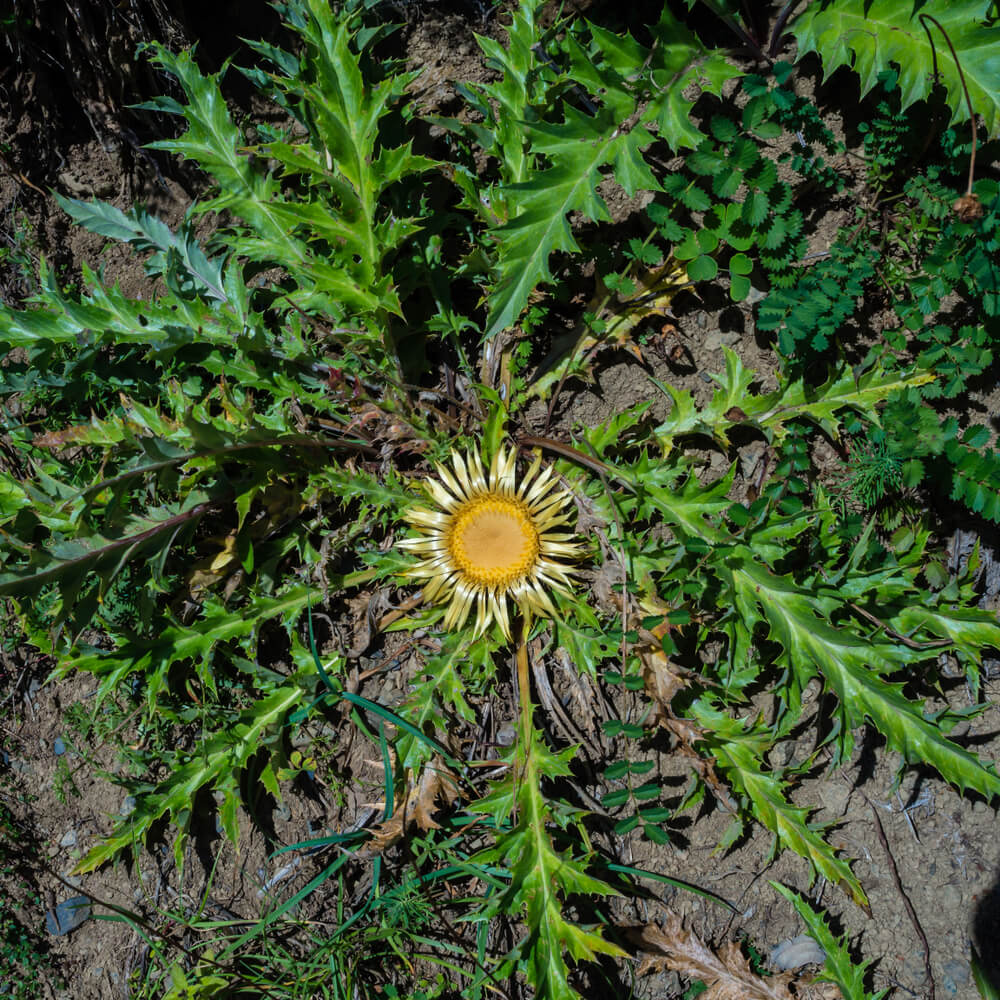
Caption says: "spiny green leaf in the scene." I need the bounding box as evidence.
[73,682,308,873]
[396,635,493,769]
[691,699,867,906]
[56,587,315,712]
[771,884,887,1000]
[481,5,736,338]
[552,600,620,674]
[730,555,1000,801]
[0,259,244,352]
[484,127,615,338]
[793,0,1000,138]
[634,459,734,543]
[644,8,741,152]
[473,722,625,1000]
[654,348,936,451]
[0,493,212,606]
[55,194,227,302]
[140,46,303,263]
[893,603,1000,700]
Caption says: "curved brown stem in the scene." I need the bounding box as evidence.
[919,13,977,199]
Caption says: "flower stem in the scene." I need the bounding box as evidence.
[516,614,533,731]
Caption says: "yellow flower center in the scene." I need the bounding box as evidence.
[447,494,540,588]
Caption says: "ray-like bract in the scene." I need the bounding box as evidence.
[401,444,582,639]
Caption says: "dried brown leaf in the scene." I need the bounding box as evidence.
[358,759,460,858]
[953,193,984,221]
[801,984,842,1000]
[603,256,691,344]
[529,256,690,399]
[31,424,94,449]
[636,913,797,1000]
[412,761,458,831]
[641,646,687,726]
[685,753,738,813]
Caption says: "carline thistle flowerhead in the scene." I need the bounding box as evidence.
[400,444,583,640]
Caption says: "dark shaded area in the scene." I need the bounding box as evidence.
[974,867,1000,990]
[0,0,279,179]
[0,783,62,991]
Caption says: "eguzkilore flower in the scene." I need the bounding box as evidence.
[400,444,583,639]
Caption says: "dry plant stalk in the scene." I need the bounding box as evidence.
[640,641,739,812]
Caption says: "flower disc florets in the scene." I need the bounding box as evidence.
[400,444,582,639]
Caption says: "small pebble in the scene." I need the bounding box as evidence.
[703,329,741,351]
[770,934,824,970]
[901,950,929,985]
[46,896,91,936]
[818,781,850,816]
[53,737,66,756]
[941,958,970,995]
[739,443,764,478]
[496,723,517,746]
[59,829,77,848]
[24,677,41,706]
[939,883,963,910]
[121,795,136,816]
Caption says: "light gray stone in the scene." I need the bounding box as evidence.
[45,897,90,936]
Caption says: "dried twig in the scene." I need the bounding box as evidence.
[846,601,953,651]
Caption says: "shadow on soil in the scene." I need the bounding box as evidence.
[973,865,1000,989]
